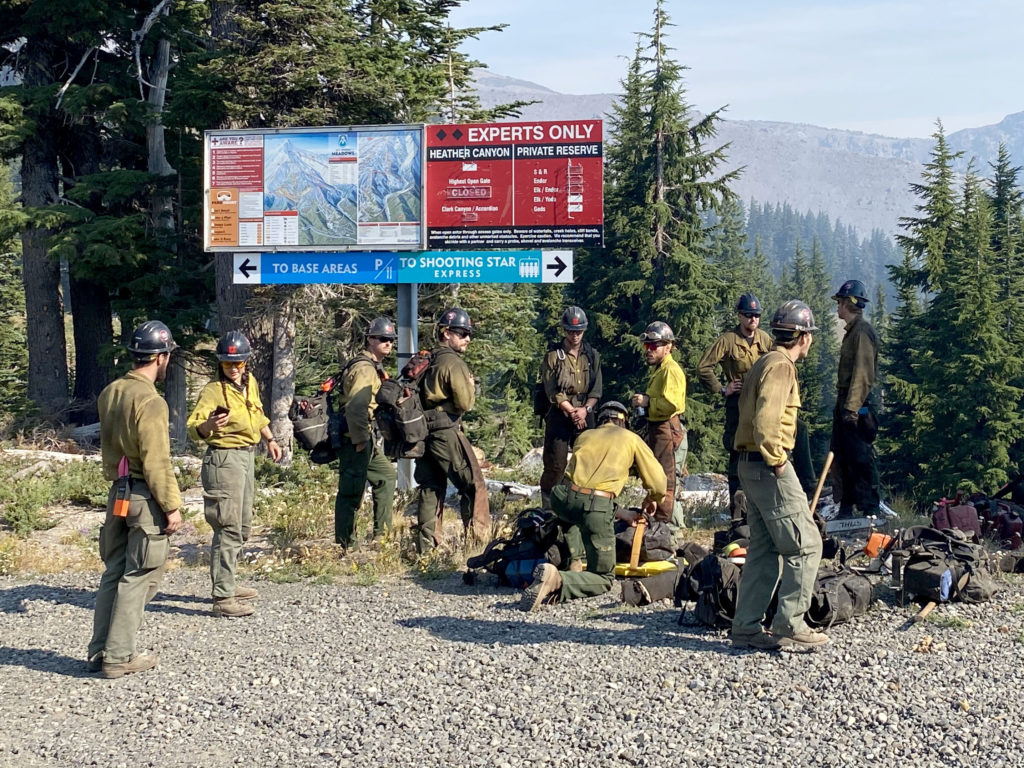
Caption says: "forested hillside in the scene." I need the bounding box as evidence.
[2,1,1023,506]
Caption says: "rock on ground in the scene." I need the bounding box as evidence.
[1,568,1022,767]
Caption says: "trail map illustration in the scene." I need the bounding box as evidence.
[206,127,422,251]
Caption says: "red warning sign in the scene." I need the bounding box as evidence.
[425,120,603,249]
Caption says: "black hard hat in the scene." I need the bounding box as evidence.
[735,293,762,316]
[597,401,629,426]
[216,330,251,362]
[437,307,472,334]
[560,306,588,331]
[770,300,818,340]
[367,316,398,341]
[127,320,175,357]
[640,321,674,343]
[832,279,869,306]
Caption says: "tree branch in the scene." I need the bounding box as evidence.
[133,0,174,98]
[55,47,97,109]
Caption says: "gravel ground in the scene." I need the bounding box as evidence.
[1,566,1023,768]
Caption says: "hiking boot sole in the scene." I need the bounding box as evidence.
[519,563,561,612]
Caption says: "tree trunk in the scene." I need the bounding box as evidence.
[165,350,187,451]
[68,274,112,423]
[144,17,185,443]
[20,78,68,417]
[66,120,113,424]
[270,299,296,464]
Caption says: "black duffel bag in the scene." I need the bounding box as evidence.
[806,566,873,628]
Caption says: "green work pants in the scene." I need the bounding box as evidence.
[334,437,396,547]
[202,447,255,599]
[551,484,616,601]
[88,481,170,665]
[414,427,478,553]
[733,458,822,637]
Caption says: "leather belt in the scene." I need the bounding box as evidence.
[740,451,764,462]
[569,482,615,499]
[211,444,256,452]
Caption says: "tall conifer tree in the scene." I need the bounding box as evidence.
[572,1,737,469]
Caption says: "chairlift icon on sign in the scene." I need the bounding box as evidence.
[519,258,540,279]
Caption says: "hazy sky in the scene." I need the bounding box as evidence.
[450,0,1021,138]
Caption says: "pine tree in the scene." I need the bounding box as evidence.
[572,1,738,469]
[0,163,28,416]
[987,144,1024,467]
[912,170,1023,498]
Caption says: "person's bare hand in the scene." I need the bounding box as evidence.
[165,509,182,534]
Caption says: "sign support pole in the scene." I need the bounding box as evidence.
[396,282,418,491]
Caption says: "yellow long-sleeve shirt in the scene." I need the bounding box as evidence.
[98,371,183,514]
[733,350,801,467]
[565,423,667,502]
[186,375,270,448]
[645,354,686,421]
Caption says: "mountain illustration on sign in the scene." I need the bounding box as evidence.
[262,133,421,245]
[264,138,357,245]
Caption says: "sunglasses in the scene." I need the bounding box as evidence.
[449,329,471,339]
[371,336,396,344]
[740,312,760,319]
[644,341,668,351]
[222,361,246,369]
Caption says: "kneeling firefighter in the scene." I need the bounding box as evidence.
[521,402,667,611]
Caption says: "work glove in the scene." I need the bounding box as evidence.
[842,410,859,427]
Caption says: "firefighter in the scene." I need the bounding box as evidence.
[414,308,489,553]
[831,279,880,519]
[697,293,773,521]
[631,321,686,527]
[538,306,603,510]
[88,321,182,677]
[731,301,827,651]
[521,402,666,611]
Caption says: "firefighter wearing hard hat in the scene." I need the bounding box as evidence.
[539,306,603,510]
[697,294,773,521]
[732,301,827,651]
[88,321,183,678]
[520,402,666,611]
[187,330,282,618]
[831,279,880,519]
[332,317,398,551]
[631,321,687,527]
[415,308,490,553]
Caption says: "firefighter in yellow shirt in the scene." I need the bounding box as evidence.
[521,402,666,611]
[187,331,282,618]
[630,321,686,525]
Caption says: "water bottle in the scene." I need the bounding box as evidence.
[939,568,953,601]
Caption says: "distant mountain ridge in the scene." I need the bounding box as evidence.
[473,69,1024,237]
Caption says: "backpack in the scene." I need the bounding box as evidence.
[806,564,873,629]
[288,357,373,463]
[932,496,982,542]
[465,508,567,588]
[614,516,674,563]
[532,342,599,420]
[899,526,996,604]
[684,554,743,629]
[375,351,431,459]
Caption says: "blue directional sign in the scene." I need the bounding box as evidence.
[233,252,397,285]
[233,250,573,285]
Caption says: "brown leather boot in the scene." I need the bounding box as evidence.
[213,597,255,618]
